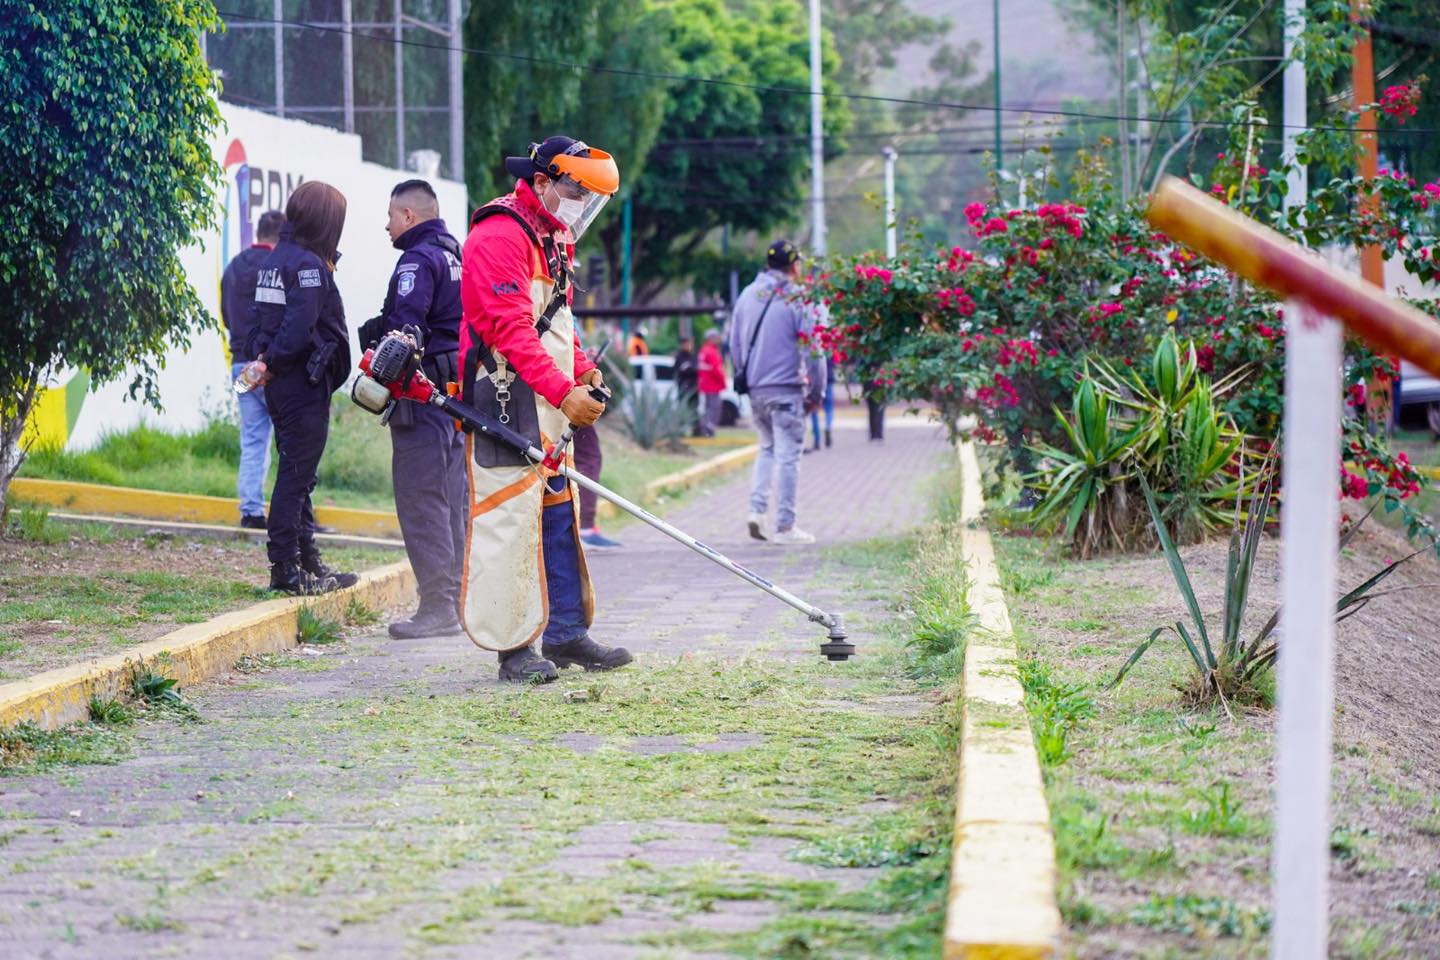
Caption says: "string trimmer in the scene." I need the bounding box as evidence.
[351,331,854,661]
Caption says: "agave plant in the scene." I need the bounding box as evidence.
[1109,465,1419,705]
[1028,378,1148,557]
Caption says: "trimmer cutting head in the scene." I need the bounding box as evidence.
[819,617,855,661]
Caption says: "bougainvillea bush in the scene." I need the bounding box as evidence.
[808,133,1440,554]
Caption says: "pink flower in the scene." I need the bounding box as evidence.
[964,202,987,223]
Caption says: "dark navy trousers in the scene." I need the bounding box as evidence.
[390,402,468,615]
[264,372,330,565]
[541,475,587,647]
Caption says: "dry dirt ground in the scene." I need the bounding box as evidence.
[997,521,1440,959]
[0,529,395,679]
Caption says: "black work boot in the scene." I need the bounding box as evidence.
[269,561,339,596]
[389,604,462,639]
[301,549,359,589]
[498,645,559,684]
[542,636,633,672]
[824,428,832,448]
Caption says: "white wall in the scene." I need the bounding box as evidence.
[62,103,469,449]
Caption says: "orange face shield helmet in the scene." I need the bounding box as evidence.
[534,140,619,241]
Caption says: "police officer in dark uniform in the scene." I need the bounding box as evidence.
[245,180,357,596]
[359,179,468,638]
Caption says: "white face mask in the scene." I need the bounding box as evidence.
[553,196,587,229]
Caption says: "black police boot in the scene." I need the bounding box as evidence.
[498,645,559,684]
[301,549,359,589]
[824,429,832,448]
[389,604,462,639]
[542,636,633,672]
[269,561,340,596]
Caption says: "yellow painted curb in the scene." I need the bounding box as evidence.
[594,444,759,521]
[10,477,401,539]
[0,562,415,732]
[943,441,1062,960]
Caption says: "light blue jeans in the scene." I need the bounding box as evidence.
[231,361,273,518]
[749,390,806,532]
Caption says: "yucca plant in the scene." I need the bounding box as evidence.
[1109,466,1419,706]
[1028,378,1149,557]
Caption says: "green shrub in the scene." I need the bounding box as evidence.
[1109,472,1417,705]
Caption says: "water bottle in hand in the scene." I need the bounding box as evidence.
[233,359,268,395]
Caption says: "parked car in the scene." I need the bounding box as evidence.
[1397,360,1440,435]
[628,354,749,426]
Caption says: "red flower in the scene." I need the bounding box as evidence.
[1380,83,1422,124]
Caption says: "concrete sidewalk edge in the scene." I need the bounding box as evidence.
[943,441,1062,959]
[594,444,758,520]
[0,561,416,732]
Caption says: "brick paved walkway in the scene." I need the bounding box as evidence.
[0,415,952,959]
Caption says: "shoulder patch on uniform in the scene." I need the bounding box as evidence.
[398,273,416,297]
[396,262,420,272]
[297,268,322,288]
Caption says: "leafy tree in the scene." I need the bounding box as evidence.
[461,0,599,204]
[0,0,222,512]
[610,0,851,301]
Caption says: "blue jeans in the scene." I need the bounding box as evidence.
[809,381,835,446]
[231,361,273,518]
[541,476,587,648]
[750,390,806,531]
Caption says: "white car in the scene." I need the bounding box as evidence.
[628,354,750,426]
[1398,360,1440,434]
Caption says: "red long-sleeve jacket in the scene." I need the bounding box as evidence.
[460,181,595,408]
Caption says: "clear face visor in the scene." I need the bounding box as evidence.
[552,174,611,241]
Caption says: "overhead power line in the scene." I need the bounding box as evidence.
[214,8,1440,137]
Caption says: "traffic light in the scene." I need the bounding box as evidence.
[586,255,605,291]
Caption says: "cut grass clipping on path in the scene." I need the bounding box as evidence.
[0,474,979,958]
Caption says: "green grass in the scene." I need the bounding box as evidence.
[18,402,716,516]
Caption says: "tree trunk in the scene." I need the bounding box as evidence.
[0,373,41,522]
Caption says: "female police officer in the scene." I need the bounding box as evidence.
[245,180,357,595]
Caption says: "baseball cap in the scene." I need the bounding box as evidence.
[767,239,801,270]
[505,136,578,181]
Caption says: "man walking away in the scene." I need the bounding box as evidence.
[696,329,726,438]
[221,210,284,529]
[364,179,468,639]
[728,239,825,545]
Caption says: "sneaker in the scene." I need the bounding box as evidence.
[747,512,769,541]
[542,635,633,671]
[240,514,267,530]
[580,528,623,550]
[498,645,559,684]
[771,526,816,545]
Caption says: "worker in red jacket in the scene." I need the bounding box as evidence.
[458,136,632,683]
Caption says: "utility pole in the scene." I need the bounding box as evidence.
[1351,0,1393,427]
[883,147,897,258]
[1116,1,1129,199]
[447,0,463,181]
[341,0,355,134]
[273,0,285,118]
[808,0,827,256]
[620,195,633,348]
[992,0,1002,174]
